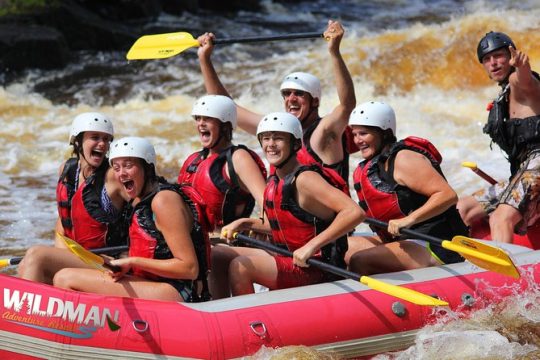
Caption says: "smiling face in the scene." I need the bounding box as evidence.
[111,157,146,199]
[481,47,512,83]
[259,131,293,167]
[80,131,113,168]
[281,89,318,123]
[195,115,224,150]
[351,125,383,161]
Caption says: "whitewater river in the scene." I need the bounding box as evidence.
[1,0,539,358]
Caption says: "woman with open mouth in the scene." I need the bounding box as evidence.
[54,137,209,302]
[19,112,128,284]
[178,95,267,299]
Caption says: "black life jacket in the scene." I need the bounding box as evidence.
[483,71,540,175]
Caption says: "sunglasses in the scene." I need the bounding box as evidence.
[281,89,307,98]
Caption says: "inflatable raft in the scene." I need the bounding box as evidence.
[1,243,538,360]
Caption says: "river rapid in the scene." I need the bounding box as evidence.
[1,0,539,358]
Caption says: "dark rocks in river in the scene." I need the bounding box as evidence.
[0,24,70,71]
[0,0,262,75]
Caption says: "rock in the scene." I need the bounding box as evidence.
[0,24,70,71]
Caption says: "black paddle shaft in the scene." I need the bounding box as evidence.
[234,233,360,281]
[364,218,444,245]
[214,32,323,45]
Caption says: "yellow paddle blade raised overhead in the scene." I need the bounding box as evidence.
[126,31,324,60]
[127,32,199,60]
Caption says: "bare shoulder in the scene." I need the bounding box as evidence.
[57,159,68,176]
[295,169,327,190]
[231,146,254,162]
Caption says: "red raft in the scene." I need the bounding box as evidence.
[1,243,538,360]
[470,219,540,250]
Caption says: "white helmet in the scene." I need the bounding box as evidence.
[191,95,237,129]
[109,137,156,166]
[69,112,114,145]
[256,112,303,140]
[349,101,396,135]
[280,72,321,100]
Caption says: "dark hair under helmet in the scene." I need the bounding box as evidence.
[477,31,516,63]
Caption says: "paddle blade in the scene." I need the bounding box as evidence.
[56,233,108,272]
[449,236,521,279]
[0,258,11,269]
[461,161,477,170]
[360,276,448,306]
[126,32,199,60]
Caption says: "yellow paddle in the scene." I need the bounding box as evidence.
[126,31,323,60]
[365,218,520,279]
[0,244,127,269]
[233,233,448,307]
[461,161,498,185]
[56,233,122,272]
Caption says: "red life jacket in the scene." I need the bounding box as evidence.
[56,158,78,239]
[264,165,348,269]
[178,145,267,230]
[353,136,448,241]
[56,159,125,249]
[129,181,211,287]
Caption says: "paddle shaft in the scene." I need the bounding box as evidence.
[236,233,363,281]
[462,162,497,185]
[472,167,497,185]
[364,218,445,245]
[214,32,323,45]
[2,245,128,268]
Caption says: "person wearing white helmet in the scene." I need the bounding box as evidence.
[19,112,128,284]
[220,113,364,295]
[54,137,212,302]
[178,95,268,299]
[346,101,467,275]
[196,20,356,188]
[457,32,540,245]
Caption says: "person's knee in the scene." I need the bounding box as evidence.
[348,251,370,275]
[457,196,482,225]
[53,268,74,289]
[229,256,252,283]
[490,205,521,227]
[211,245,237,267]
[18,246,47,276]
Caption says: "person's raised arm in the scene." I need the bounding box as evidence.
[508,46,540,95]
[197,33,262,135]
[317,20,356,137]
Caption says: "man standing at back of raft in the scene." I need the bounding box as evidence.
[457,31,540,244]
[196,20,356,187]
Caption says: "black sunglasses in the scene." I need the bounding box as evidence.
[281,89,307,98]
